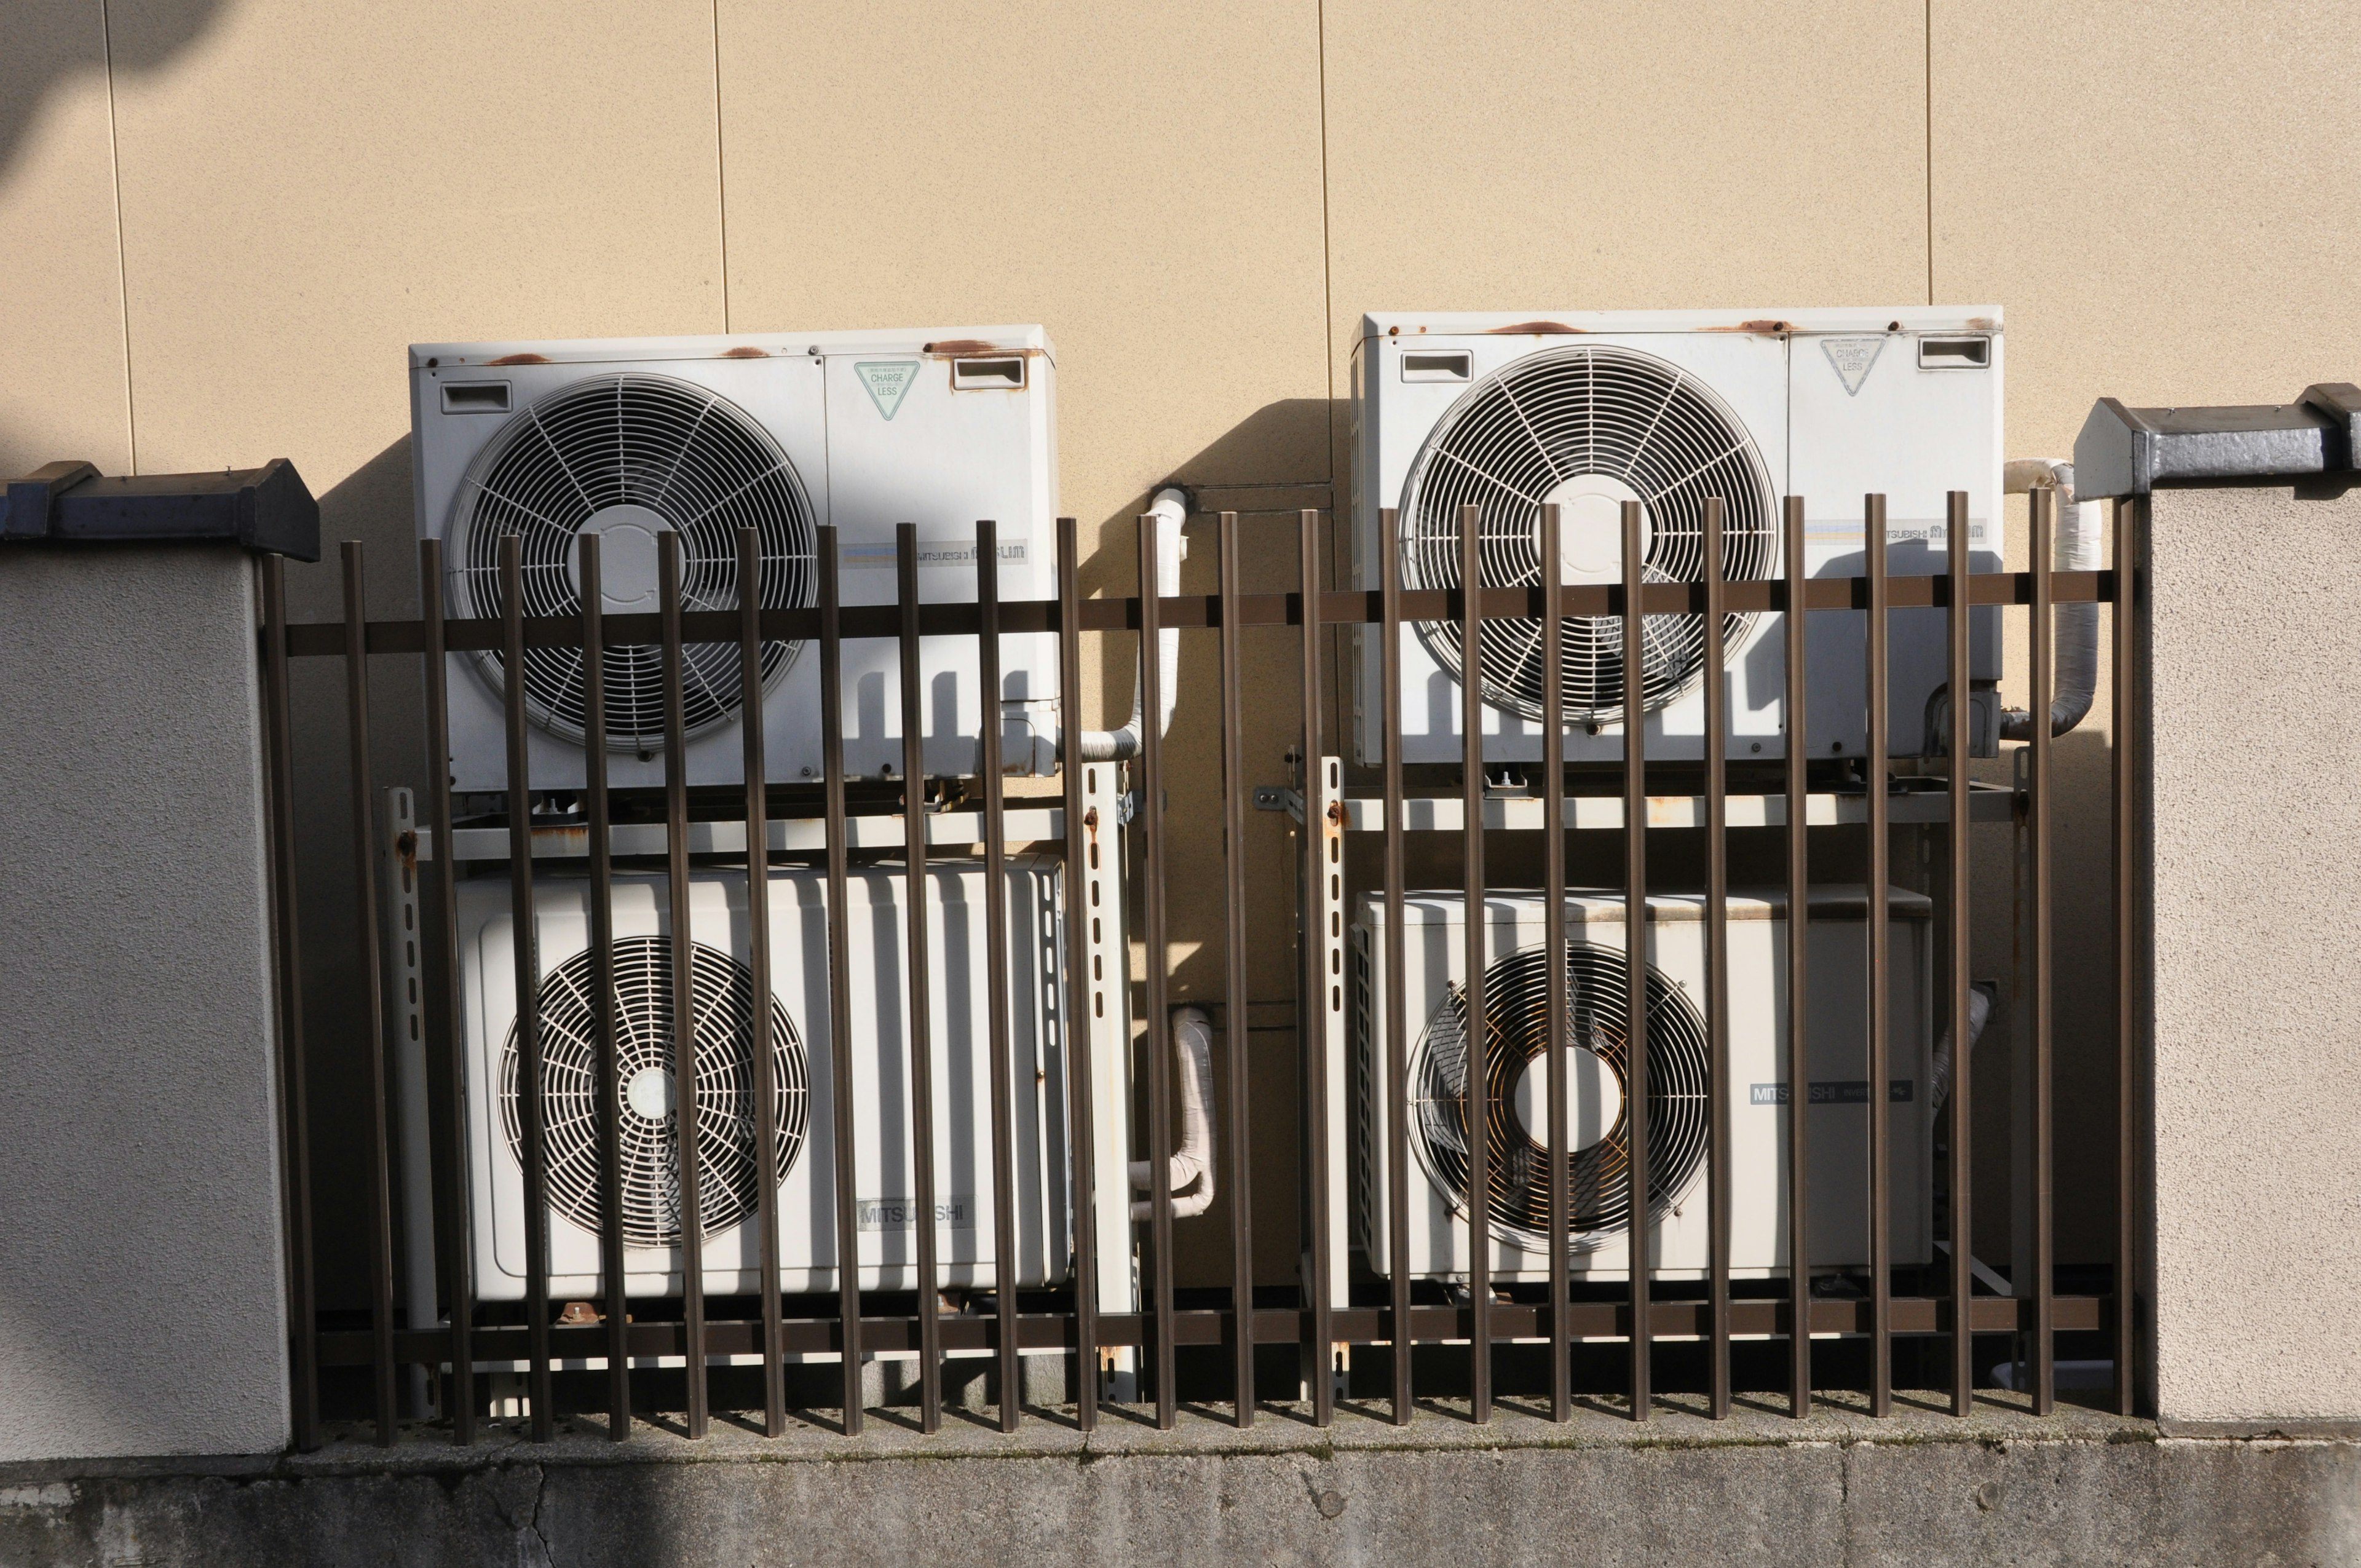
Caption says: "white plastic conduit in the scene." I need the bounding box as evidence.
[1074,486,1189,761]
[1130,1005,1216,1220]
[1999,459,2101,740]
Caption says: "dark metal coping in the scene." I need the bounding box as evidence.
[2,458,320,561]
[2074,383,2361,498]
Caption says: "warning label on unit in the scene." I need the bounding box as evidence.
[856,1194,976,1231]
[1821,336,1886,396]
[854,360,920,421]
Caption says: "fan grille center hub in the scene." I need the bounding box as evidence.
[1540,475,1651,585]
[569,504,675,612]
[625,1064,674,1123]
[1511,1044,1624,1152]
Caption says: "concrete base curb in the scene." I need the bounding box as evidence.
[2,1396,2352,1566]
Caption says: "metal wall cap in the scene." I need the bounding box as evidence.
[0,457,320,561]
[2073,385,2361,499]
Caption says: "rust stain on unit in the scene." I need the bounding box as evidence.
[1965,316,1999,331]
[1702,319,1792,335]
[487,352,552,366]
[1489,320,1586,336]
[923,338,1000,357]
[718,346,770,358]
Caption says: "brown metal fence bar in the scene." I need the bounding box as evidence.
[1380,507,1413,1427]
[1298,507,1335,1428]
[1620,498,1650,1422]
[1136,510,1179,1430]
[497,536,553,1443]
[658,531,708,1439]
[1540,502,1570,1425]
[818,525,863,1433]
[1219,510,1256,1427]
[2029,488,2057,1416]
[346,545,401,1446]
[977,519,1022,1433]
[1783,495,1811,1417]
[260,557,320,1451]
[1703,496,1732,1420]
[1458,502,1493,1423]
[344,561,419,1441]
[416,539,476,1444]
[1054,516,1099,1433]
[575,536,629,1439]
[1945,491,1974,1417]
[737,527,786,1438]
[2113,497,2138,1418]
[1865,494,1892,1419]
[895,525,943,1433]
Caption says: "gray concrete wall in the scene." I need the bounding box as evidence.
[2143,485,2361,1427]
[0,1408,2350,1568]
[0,545,288,1460]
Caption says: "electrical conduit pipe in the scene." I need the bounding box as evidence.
[1130,1005,1216,1219]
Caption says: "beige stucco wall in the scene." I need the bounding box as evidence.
[2142,486,2361,1427]
[6,1,2354,1337]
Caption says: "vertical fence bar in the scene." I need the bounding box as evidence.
[347,544,400,1446]
[1458,503,1493,1423]
[895,525,943,1433]
[1541,504,1570,1425]
[1784,494,1811,1419]
[977,519,1022,1433]
[1055,517,1099,1433]
[1219,510,1257,1427]
[416,540,475,1444]
[1299,507,1335,1429]
[497,537,553,1443]
[261,557,320,1451]
[2029,488,2057,1416]
[1137,511,1179,1431]
[818,526,863,1433]
[1621,499,1651,1423]
[737,527,786,1438]
[2112,497,2138,1419]
[576,537,629,1439]
[1945,491,1975,1418]
[1381,508,1413,1427]
[1864,494,1892,1420]
[1703,496,1732,1420]
[658,532,708,1439]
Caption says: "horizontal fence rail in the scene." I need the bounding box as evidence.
[259,493,2135,1448]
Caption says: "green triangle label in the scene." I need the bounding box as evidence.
[854,360,920,421]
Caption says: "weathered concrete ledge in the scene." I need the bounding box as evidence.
[2,1393,2352,1566]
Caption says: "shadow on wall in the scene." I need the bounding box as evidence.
[4,0,226,184]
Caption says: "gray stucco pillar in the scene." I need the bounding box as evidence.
[0,464,315,1460]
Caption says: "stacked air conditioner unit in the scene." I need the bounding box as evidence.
[1332,307,1996,1289]
[1347,889,1934,1282]
[398,328,1133,1310]
[1350,308,2006,763]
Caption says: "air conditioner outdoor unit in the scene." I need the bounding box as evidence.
[445,861,1070,1299]
[1346,887,1932,1283]
[408,328,1060,793]
[1350,309,2005,765]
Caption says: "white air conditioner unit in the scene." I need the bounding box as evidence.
[446,861,1069,1298]
[408,328,1060,793]
[1350,309,2004,764]
[1345,887,1932,1283]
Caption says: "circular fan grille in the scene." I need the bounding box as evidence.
[448,373,817,748]
[499,935,807,1249]
[1399,344,1779,724]
[1409,940,1709,1253]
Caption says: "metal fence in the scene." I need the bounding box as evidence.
[258,489,2133,1447]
